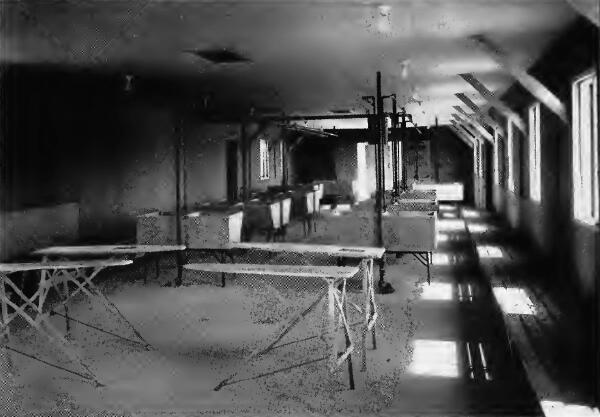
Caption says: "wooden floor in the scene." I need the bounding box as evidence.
[1,204,544,416]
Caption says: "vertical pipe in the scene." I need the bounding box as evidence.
[433,116,440,182]
[401,110,408,191]
[375,71,384,246]
[282,138,289,187]
[174,117,183,286]
[241,123,249,202]
[392,96,399,196]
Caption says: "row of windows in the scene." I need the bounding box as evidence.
[493,70,598,225]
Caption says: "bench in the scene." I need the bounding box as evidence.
[0,259,134,386]
[184,262,360,391]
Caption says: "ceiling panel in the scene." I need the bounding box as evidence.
[1,0,578,125]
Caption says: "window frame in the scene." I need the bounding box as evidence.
[493,130,501,185]
[259,138,270,180]
[507,118,515,192]
[571,69,599,225]
[528,102,542,202]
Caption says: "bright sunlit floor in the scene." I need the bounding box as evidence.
[492,287,537,315]
[408,339,460,378]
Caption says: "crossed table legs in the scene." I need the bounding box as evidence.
[0,260,150,386]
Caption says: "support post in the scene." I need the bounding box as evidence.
[241,123,249,202]
[432,117,440,182]
[400,109,408,191]
[174,117,184,287]
[391,95,400,197]
[375,72,394,294]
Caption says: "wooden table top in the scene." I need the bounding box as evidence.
[32,244,186,257]
[184,263,359,279]
[227,242,385,259]
[0,259,133,273]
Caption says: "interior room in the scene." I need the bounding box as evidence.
[0,1,598,416]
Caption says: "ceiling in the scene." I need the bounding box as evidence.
[1,0,579,126]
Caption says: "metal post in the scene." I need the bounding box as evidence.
[375,72,384,247]
[375,72,394,294]
[400,109,408,191]
[433,116,440,182]
[241,123,249,201]
[174,118,184,287]
[391,95,399,197]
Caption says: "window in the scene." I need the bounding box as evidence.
[528,103,542,202]
[493,130,500,185]
[479,140,484,178]
[473,141,479,176]
[572,71,598,225]
[259,138,270,180]
[507,119,515,192]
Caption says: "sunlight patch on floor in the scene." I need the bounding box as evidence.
[419,282,453,301]
[476,245,504,258]
[408,340,459,378]
[492,287,536,315]
[461,208,480,219]
[437,219,465,232]
[432,253,452,265]
[540,400,600,417]
[467,223,493,234]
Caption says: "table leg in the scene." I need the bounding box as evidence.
[427,252,431,285]
[327,281,337,373]
[341,280,355,390]
[155,255,160,280]
[0,276,14,375]
[83,280,152,350]
[362,260,369,371]
[175,251,183,287]
[214,288,327,391]
[62,278,71,334]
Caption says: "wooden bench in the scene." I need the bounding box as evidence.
[0,259,134,386]
[184,262,359,391]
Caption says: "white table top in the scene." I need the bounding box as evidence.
[0,259,133,273]
[227,242,385,259]
[184,263,359,279]
[32,244,186,257]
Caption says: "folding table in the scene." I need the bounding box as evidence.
[184,262,359,390]
[32,244,187,284]
[219,242,384,372]
[0,259,133,386]
[30,245,186,353]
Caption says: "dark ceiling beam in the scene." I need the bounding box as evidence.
[564,0,599,26]
[459,73,527,133]
[452,105,494,144]
[452,111,493,144]
[259,113,373,122]
[450,116,478,141]
[449,121,475,148]
[469,35,568,123]
[455,92,506,136]
[282,124,338,138]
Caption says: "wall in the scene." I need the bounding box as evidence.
[490,17,599,403]
[0,64,237,247]
[0,203,79,261]
[432,126,474,204]
[184,123,236,207]
[493,17,598,295]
